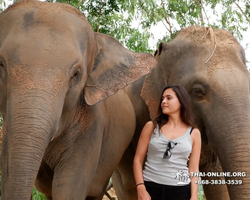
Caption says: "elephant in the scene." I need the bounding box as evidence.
[0,0,156,199]
[112,26,250,200]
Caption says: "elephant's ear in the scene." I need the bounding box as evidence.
[84,32,156,105]
[140,43,168,120]
[140,66,167,120]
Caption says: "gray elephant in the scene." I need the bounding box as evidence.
[0,1,156,199]
[112,26,250,200]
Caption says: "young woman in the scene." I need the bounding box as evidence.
[133,85,201,200]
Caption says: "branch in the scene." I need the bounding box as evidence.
[161,19,170,32]
[234,2,250,23]
[164,14,173,36]
[201,0,210,25]
[195,0,204,24]
[97,0,103,33]
[160,0,172,36]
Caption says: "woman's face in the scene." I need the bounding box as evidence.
[161,88,181,115]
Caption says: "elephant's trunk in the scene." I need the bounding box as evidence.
[1,90,62,199]
[207,100,250,199]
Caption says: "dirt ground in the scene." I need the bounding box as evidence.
[102,188,117,200]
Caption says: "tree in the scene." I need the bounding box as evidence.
[46,0,250,66]
[0,0,249,54]
[44,0,154,52]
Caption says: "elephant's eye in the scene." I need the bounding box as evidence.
[69,63,82,88]
[73,71,79,79]
[70,70,81,88]
[191,84,206,99]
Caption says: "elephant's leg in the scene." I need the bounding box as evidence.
[199,149,229,200]
[51,128,103,200]
[86,195,104,200]
[86,180,111,200]
[35,161,53,199]
[44,195,53,200]
[112,144,137,200]
[86,190,116,200]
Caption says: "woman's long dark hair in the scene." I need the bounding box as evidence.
[154,85,195,128]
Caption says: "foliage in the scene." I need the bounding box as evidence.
[44,0,249,65]
[198,184,205,200]
[32,188,46,200]
[45,0,154,52]
[0,0,5,12]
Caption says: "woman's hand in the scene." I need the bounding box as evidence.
[137,185,151,200]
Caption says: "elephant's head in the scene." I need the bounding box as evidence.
[0,1,156,199]
[141,26,250,199]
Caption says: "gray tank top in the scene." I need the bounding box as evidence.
[143,125,192,186]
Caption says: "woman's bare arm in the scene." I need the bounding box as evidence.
[189,128,202,200]
[133,121,154,200]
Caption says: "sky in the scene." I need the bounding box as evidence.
[147,3,250,69]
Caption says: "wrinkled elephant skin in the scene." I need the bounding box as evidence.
[0,1,156,199]
[117,26,250,200]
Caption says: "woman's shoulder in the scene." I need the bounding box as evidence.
[190,127,201,140]
[191,127,200,134]
[142,121,155,134]
[144,121,155,130]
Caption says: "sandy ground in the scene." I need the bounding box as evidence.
[102,188,117,200]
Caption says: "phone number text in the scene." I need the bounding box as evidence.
[195,180,243,185]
